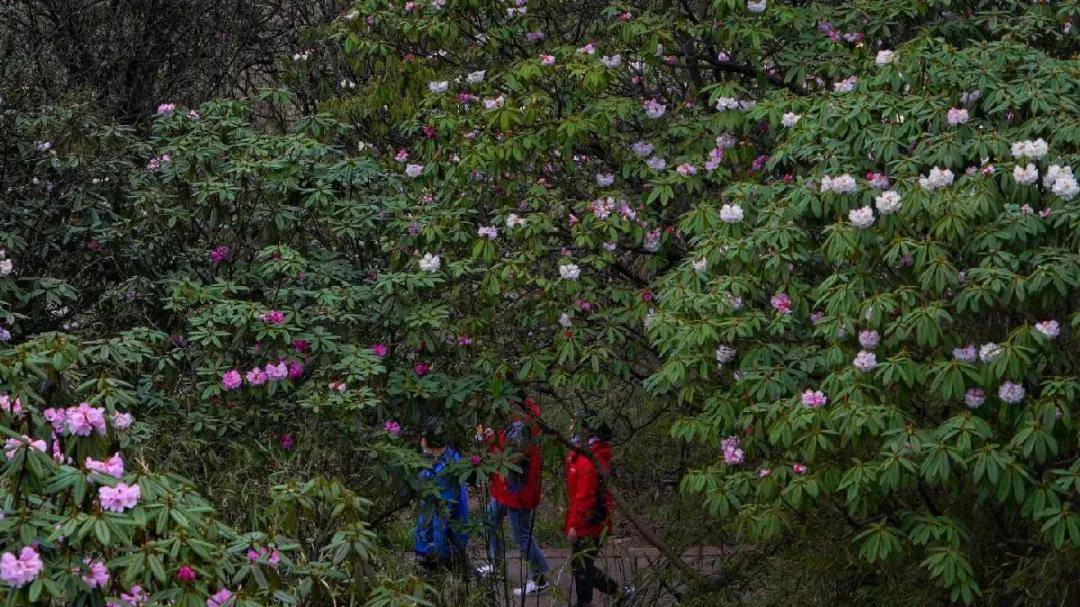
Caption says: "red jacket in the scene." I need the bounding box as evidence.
[564,438,613,538]
[489,398,542,510]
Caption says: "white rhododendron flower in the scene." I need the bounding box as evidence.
[428,81,449,93]
[419,253,441,272]
[781,112,801,127]
[979,342,1002,363]
[559,263,581,280]
[875,50,895,65]
[715,345,737,364]
[466,70,486,83]
[874,190,902,215]
[720,204,744,224]
[1010,138,1048,159]
[505,214,525,228]
[404,164,424,178]
[821,174,857,194]
[1012,163,1038,185]
[848,206,875,229]
[1044,165,1079,200]
[747,0,766,13]
[600,54,622,68]
[919,167,955,191]
[715,96,739,111]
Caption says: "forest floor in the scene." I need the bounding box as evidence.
[477,542,729,606]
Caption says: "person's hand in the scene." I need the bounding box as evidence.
[567,528,578,543]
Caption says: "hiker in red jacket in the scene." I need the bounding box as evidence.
[476,397,551,596]
[565,409,636,607]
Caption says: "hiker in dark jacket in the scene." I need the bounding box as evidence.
[414,421,469,572]
[476,397,550,596]
[565,409,636,607]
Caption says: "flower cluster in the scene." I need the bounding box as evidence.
[918,167,955,191]
[721,436,744,464]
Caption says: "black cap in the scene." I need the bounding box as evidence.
[420,418,447,448]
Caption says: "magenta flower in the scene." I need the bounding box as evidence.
[209,245,230,264]
[175,565,196,583]
[470,455,482,465]
[372,343,388,357]
[721,436,744,465]
[221,369,243,391]
[414,362,430,377]
[457,335,473,346]
[156,103,176,117]
[792,463,807,475]
[3,436,46,460]
[384,420,401,436]
[0,546,44,588]
[770,293,793,314]
[287,360,304,380]
[279,434,294,450]
[258,310,285,324]
[99,482,140,512]
[265,360,288,381]
[43,408,66,432]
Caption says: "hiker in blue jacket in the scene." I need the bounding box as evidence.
[414,420,469,572]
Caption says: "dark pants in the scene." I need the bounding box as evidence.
[571,537,618,606]
[416,551,468,576]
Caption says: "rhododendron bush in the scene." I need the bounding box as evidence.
[3,0,1080,604]
[331,0,1080,603]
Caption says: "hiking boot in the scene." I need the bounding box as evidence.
[615,585,638,606]
[475,562,494,578]
[512,578,550,596]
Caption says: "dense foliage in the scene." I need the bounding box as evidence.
[2,0,1079,605]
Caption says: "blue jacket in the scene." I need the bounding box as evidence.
[414,448,469,559]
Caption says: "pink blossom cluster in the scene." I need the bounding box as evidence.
[801,390,827,408]
[208,588,234,607]
[82,558,110,589]
[4,435,46,460]
[210,245,231,264]
[247,546,281,566]
[106,585,148,607]
[258,310,285,324]
[86,452,124,478]
[770,293,792,314]
[0,546,44,588]
[42,402,107,436]
[221,359,303,390]
[146,154,171,172]
[0,393,22,415]
[99,482,141,512]
[721,436,744,465]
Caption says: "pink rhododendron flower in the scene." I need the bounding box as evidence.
[758,468,772,478]
[721,436,743,465]
[964,388,985,409]
[414,362,431,376]
[0,394,21,415]
[384,420,401,436]
[770,293,792,314]
[791,463,807,474]
[395,148,409,162]
[287,360,304,380]
[1034,320,1060,339]
[643,99,667,118]
[329,381,347,393]
[66,402,107,436]
[44,407,66,432]
[112,411,134,429]
[99,482,140,512]
[86,453,124,478]
[998,381,1025,404]
[279,434,294,450]
[108,585,148,607]
[265,360,288,381]
[4,436,46,460]
[209,245,230,264]
[259,310,285,324]
[540,54,555,65]
[0,546,44,588]
[291,338,310,353]
[245,367,267,386]
[858,330,880,349]
[470,455,482,465]
[176,565,196,582]
[156,103,176,116]
[82,559,110,589]
[853,351,877,372]
[952,345,977,363]
[676,163,697,176]
[221,369,243,390]
[946,107,969,125]
[802,390,827,408]
[371,343,388,357]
